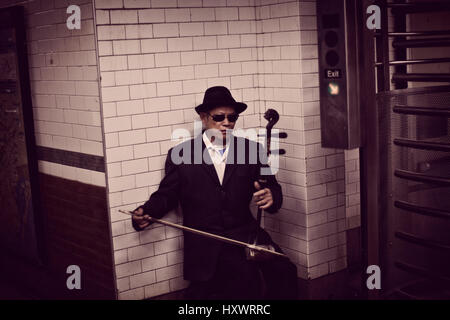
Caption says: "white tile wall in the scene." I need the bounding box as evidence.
[2,0,106,187]
[94,0,358,299]
[345,149,361,229]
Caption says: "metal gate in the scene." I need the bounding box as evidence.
[367,0,450,299]
[378,86,450,299]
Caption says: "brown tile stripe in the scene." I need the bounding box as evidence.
[36,146,105,172]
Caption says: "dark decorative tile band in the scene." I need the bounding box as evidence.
[36,146,105,173]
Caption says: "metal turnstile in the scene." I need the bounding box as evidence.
[379,86,450,299]
[371,0,450,299]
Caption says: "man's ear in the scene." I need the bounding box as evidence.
[199,112,207,124]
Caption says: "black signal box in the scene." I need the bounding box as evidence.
[317,0,361,149]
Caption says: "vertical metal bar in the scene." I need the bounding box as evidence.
[376,0,390,92]
[359,0,380,300]
[393,0,408,89]
[378,0,394,301]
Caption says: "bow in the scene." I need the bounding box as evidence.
[119,210,287,258]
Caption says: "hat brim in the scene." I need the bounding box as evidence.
[195,102,247,115]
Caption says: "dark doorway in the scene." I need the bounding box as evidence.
[0,6,43,264]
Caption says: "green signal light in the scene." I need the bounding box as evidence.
[328,82,339,95]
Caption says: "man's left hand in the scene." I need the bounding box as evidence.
[253,181,273,210]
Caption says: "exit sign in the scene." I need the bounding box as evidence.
[325,69,341,78]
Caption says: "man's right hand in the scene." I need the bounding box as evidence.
[132,207,151,229]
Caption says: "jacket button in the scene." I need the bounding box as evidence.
[220,190,226,202]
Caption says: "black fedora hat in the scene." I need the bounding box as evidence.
[195,86,247,114]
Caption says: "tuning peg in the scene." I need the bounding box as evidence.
[257,132,288,138]
[270,149,286,155]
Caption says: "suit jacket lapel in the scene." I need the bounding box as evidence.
[222,136,238,187]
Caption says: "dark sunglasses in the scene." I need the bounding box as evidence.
[208,113,239,123]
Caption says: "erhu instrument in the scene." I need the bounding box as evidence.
[246,109,288,261]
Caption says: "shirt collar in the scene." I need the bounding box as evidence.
[202,131,231,151]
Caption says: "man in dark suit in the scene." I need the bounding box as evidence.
[132,86,298,299]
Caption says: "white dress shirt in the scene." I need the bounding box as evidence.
[202,131,230,185]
